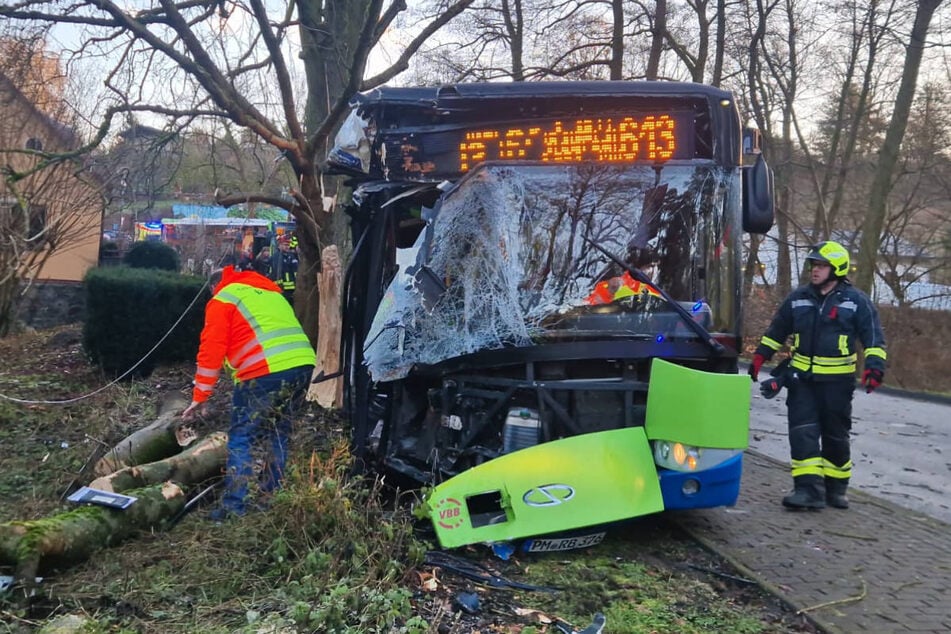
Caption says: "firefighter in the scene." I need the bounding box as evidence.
[749,241,886,510]
[275,234,298,304]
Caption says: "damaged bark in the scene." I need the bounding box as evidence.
[308,245,343,408]
[0,482,186,582]
[94,397,196,477]
[88,432,228,493]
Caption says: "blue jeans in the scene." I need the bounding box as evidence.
[220,365,313,515]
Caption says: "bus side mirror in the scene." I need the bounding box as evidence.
[742,153,774,234]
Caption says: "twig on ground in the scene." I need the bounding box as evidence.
[822,529,878,541]
[797,579,867,614]
[1,609,40,626]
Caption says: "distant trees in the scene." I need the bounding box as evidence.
[856,0,946,294]
[176,122,297,210]
[1,0,950,318]
[0,0,477,343]
[424,1,951,306]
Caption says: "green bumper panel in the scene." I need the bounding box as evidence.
[426,427,664,548]
[645,359,751,449]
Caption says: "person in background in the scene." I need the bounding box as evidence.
[275,234,299,304]
[749,241,886,511]
[253,246,272,278]
[182,258,315,521]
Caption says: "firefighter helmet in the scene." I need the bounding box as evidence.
[806,241,850,277]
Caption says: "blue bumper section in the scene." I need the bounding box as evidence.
[657,453,744,510]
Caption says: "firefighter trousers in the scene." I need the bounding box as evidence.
[785,376,854,484]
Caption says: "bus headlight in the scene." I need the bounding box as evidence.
[652,441,741,472]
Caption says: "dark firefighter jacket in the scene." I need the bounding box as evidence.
[755,280,886,379]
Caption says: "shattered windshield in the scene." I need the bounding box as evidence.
[364,162,733,381]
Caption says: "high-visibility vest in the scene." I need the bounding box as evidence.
[192,268,314,403]
[585,272,661,305]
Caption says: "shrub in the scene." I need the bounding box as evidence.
[83,266,208,377]
[123,240,181,271]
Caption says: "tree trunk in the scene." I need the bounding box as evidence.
[0,276,17,338]
[856,0,944,293]
[94,397,194,477]
[609,0,624,79]
[646,0,667,80]
[291,174,334,346]
[88,432,228,493]
[308,245,343,408]
[0,482,186,582]
[502,0,525,81]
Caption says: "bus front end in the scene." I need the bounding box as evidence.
[334,82,773,549]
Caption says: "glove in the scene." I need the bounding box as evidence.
[748,353,765,381]
[759,376,783,399]
[862,368,884,393]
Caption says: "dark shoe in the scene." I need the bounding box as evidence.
[826,495,849,509]
[826,492,849,509]
[825,478,850,509]
[782,489,825,510]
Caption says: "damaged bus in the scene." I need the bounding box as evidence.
[329,81,774,550]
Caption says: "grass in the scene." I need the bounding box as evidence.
[0,325,816,633]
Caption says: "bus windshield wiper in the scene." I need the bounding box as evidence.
[582,237,726,355]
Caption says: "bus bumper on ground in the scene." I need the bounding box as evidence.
[425,361,752,549]
[425,427,666,549]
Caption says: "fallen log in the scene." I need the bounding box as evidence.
[0,482,186,582]
[87,432,228,493]
[94,395,196,477]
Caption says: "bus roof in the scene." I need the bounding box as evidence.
[354,80,735,107]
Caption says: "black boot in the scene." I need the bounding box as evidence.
[782,475,825,510]
[825,478,849,509]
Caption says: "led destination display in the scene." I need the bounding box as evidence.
[379,103,708,180]
[458,115,680,171]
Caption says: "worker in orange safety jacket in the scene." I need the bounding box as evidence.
[182,260,315,521]
[585,271,661,305]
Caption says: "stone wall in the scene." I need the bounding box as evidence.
[16,281,85,330]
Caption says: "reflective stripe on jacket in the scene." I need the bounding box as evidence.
[192,266,315,403]
[754,280,886,378]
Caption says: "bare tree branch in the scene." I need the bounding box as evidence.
[362,0,477,89]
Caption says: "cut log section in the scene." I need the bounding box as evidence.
[0,482,186,582]
[94,396,196,477]
[88,432,228,493]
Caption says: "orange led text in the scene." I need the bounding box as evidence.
[458,115,677,171]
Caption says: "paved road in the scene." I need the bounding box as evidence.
[671,381,951,634]
[748,382,951,524]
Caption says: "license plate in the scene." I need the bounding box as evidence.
[524,531,605,553]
